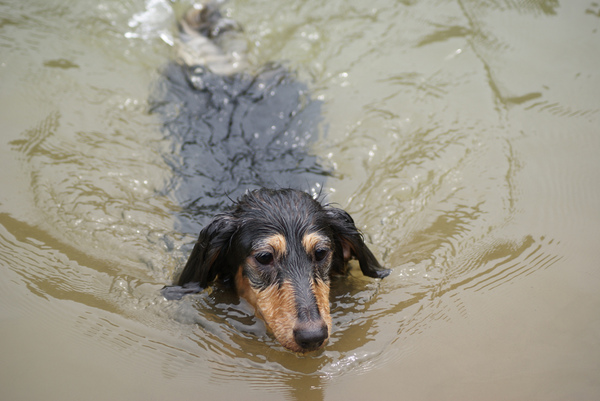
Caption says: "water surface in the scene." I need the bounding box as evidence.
[1,0,599,400]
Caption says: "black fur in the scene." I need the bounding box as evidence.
[163,188,389,300]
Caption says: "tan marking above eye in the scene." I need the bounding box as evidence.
[302,232,330,255]
[253,233,287,258]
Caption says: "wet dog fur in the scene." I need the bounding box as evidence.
[161,3,390,353]
[173,188,390,353]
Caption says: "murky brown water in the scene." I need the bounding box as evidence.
[1,0,599,399]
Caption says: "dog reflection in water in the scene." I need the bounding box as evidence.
[162,3,389,353]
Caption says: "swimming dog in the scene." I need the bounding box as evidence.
[159,3,389,353]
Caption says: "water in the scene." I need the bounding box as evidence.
[1,0,599,399]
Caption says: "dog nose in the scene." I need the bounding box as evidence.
[293,322,328,351]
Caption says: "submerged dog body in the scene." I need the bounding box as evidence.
[150,2,326,233]
[160,3,389,353]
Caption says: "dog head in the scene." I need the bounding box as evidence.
[176,188,390,353]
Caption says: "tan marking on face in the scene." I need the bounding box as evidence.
[254,281,300,352]
[252,279,331,353]
[259,233,287,257]
[235,234,333,353]
[312,278,332,337]
[302,232,327,254]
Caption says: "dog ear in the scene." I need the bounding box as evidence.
[176,213,238,287]
[326,207,390,279]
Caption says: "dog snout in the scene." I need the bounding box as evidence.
[293,320,328,351]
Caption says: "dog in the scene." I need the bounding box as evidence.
[160,3,390,353]
[171,188,390,353]
[164,188,391,353]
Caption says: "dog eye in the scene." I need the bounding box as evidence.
[314,248,329,262]
[254,252,274,265]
